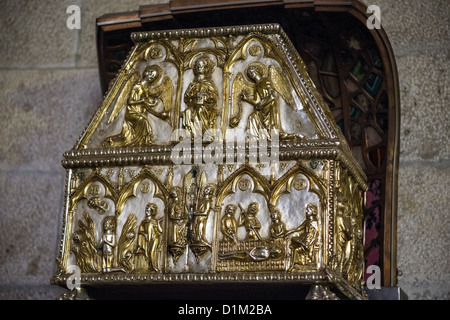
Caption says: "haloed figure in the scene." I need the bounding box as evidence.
[135,203,163,272]
[192,186,214,247]
[288,204,319,269]
[167,187,189,263]
[230,61,300,141]
[103,65,170,147]
[182,56,219,141]
[270,208,286,240]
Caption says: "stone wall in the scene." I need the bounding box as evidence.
[363,0,449,299]
[0,0,448,299]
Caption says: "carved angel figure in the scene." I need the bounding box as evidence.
[102,65,174,147]
[229,62,300,140]
[87,196,109,215]
[182,56,219,141]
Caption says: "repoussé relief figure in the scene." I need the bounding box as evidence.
[182,56,219,142]
[168,187,189,263]
[287,204,319,270]
[101,216,117,273]
[230,62,300,141]
[135,203,163,272]
[103,65,174,147]
[221,204,238,243]
[238,202,262,241]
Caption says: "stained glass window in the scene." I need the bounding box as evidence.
[288,12,394,285]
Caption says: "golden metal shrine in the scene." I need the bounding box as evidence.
[51,24,368,300]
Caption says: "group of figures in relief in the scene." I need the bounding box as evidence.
[218,202,320,271]
[101,46,302,147]
[165,181,215,265]
[71,178,323,274]
[72,202,164,274]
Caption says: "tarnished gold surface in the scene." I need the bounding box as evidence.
[53,24,367,300]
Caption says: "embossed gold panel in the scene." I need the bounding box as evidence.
[52,24,367,300]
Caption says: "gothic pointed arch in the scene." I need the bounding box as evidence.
[116,166,169,215]
[270,162,327,208]
[216,163,271,205]
[69,169,118,212]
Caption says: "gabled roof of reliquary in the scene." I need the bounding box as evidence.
[62,23,366,189]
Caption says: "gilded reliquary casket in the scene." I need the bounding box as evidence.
[52,24,368,300]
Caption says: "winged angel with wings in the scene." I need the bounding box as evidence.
[102,65,174,147]
[229,62,301,140]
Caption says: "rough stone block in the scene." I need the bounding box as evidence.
[0,172,65,287]
[362,0,450,55]
[0,0,81,68]
[397,162,450,299]
[0,285,67,300]
[0,68,101,171]
[397,51,449,161]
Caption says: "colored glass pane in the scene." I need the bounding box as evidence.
[351,57,370,82]
[377,91,388,110]
[365,179,382,208]
[369,147,386,168]
[368,47,383,70]
[364,73,382,97]
[304,41,321,57]
[323,75,340,99]
[366,126,383,148]
[364,243,381,282]
[352,146,367,170]
[350,105,362,118]
[346,78,359,95]
[339,49,353,65]
[350,121,362,141]
[321,51,340,98]
[365,206,381,246]
[307,60,321,89]
[376,112,388,133]
[354,93,370,112]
